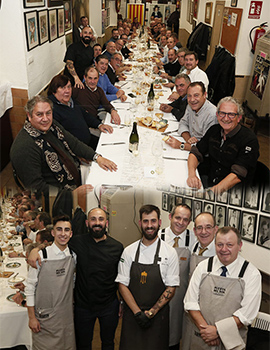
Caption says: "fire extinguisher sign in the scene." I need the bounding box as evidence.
[248,1,263,19]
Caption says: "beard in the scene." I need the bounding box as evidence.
[141,225,160,241]
[88,225,107,239]
[82,36,91,45]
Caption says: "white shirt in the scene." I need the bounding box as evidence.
[116,238,179,287]
[183,65,209,91]
[184,255,261,326]
[191,239,216,257]
[25,243,76,306]
[158,227,196,252]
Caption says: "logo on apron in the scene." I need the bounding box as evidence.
[140,270,147,284]
[56,268,66,277]
[213,286,226,296]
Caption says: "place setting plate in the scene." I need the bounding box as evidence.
[6,262,21,268]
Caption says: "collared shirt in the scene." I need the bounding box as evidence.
[158,227,196,251]
[161,45,178,64]
[183,65,209,91]
[191,239,216,256]
[97,72,119,101]
[178,99,218,140]
[184,255,261,326]
[116,238,180,287]
[25,243,76,306]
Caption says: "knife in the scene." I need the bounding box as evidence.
[162,157,187,161]
[161,129,178,135]
[101,142,126,146]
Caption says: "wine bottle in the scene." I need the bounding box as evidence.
[147,38,151,49]
[129,122,139,153]
[147,83,155,103]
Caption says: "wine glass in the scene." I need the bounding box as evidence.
[151,137,163,175]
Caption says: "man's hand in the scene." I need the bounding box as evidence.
[99,124,113,133]
[134,311,152,329]
[153,66,159,74]
[187,136,198,145]
[116,89,124,98]
[111,110,121,125]
[27,247,41,268]
[165,136,181,149]
[12,291,25,305]
[74,76,84,89]
[187,175,202,189]
[14,282,25,291]
[29,317,41,333]
[200,325,220,343]
[168,92,180,101]
[96,157,118,172]
[120,94,127,102]
[160,104,173,113]
[163,82,175,89]
[160,72,169,79]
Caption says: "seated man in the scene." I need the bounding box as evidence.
[158,35,167,55]
[154,49,181,81]
[102,28,119,50]
[103,41,116,61]
[120,34,132,59]
[10,96,117,198]
[160,73,190,121]
[64,26,94,88]
[165,82,217,151]
[73,66,121,125]
[159,36,178,64]
[187,96,260,194]
[95,54,127,102]
[183,51,209,92]
[93,43,102,59]
[106,53,126,85]
[48,74,113,149]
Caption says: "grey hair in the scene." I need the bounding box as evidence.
[25,95,53,116]
[175,73,191,84]
[217,96,243,116]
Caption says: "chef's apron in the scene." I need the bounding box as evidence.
[32,248,76,350]
[161,229,191,346]
[120,238,169,350]
[189,256,249,350]
[182,242,212,350]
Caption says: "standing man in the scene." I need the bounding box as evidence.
[160,73,190,121]
[116,205,179,350]
[25,215,76,350]
[73,16,98,44]
[184,226,261,350]
[159,204,196,350]
[183,51,209,91]
[64,26,94,88]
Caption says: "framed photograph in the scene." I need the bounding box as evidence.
[185,188,193,197]
[216,191,228,204]
[24,11,39,51]
[231,0,238,7]
[205,2,213,24]
[229,184,243,207]
[48,9,58,42]
[215,205,226,227]
[63,0,72,32]
[194,190,204,199]
[162,192,169,212]
[175,196,183,205]
[205,189,215,202]
[23,0,45,8]
[38,10,48,45]
[241,212,257,243]
[204,202,214,215]
[261,184,270,213]
[183,197,192,209]
[257,216,270,249]
[65,32,73,48]
[227,208,241,229]
[193,200,202,220]
[243,184,260,210]
[57,8,65,37]
[169,194,175,212]
[48,0,63,7]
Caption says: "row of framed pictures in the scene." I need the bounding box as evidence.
[161,192,270,250]
[167,182,270,214]
[23,0,64,8]
[24,8,65,51]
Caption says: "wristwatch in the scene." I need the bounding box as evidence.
[93,153,102,162]
[180,143,185,150]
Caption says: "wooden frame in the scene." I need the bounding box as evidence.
[48,9,57,42]
[24,11,39,51]
[57,8,65,37]
[38,9,48,45]
[48,0,63,7]
[23,0,45,8]
[231,0,238,7]
[205,2,213,24]
[241,211,257,243]
[63,0,72,32]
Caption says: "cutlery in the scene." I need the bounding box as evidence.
[101,142,126,146]
[162,157,187,161]
[161,129,178,135]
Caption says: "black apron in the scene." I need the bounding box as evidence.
[120,239,169,350]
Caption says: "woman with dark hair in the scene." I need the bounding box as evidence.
[151,5,162,19]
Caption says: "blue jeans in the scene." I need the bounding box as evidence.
[74,298,119,350]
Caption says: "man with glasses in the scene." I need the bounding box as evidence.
[106,53,126,85]
[187,96,259,194]
[158,204,196,350]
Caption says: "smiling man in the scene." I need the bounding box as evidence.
[183,51,209,91]
[158,204,196,350]
[184,226,261,350]
[116,204,179,350]
[187,96,259,194]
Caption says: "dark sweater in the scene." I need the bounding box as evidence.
[169,95,188,121]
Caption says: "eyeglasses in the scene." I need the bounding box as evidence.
[195,225,215,233]
[217,111,239,119]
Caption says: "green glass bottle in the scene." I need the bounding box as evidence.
[129,122,139,153]
[147,83,155,103]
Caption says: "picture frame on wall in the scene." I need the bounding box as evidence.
[57,8,65,37]
[169,194,175,212]
[48,0,63,7]
[193,200,202,220]
[243,184,260,210]
[205,2,213,24]
[257,215,270,249]
[162,192,169,212]
[48,9,58,42]
[38,10,49,45]
[183,197,192,209]
[227,208,241,228]
[241,212,257,243]
[65,32,73,48]
[24,11,39,51]
[231,0,238,7]
[216,190,228,204]
[23,0,45,8]
[229,183,243,207]
[175,196,183,205]
[204,202,214,215]
[215,205,226,227]
[63,0,72,32]
[261,184,270,213]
